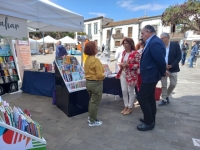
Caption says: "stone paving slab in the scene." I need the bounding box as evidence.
[2,65,200,150]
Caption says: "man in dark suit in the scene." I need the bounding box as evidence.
[159,33,181,106]
[137,25,166,131]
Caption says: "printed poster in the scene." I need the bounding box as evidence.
[15,40,32,79]
[0,44,12,56]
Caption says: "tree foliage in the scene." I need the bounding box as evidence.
[161,0,200,33]
[29,32,75,40]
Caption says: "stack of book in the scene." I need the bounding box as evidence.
[56,56,86,92]
[0,56,19,83]
[0,98,42,139]
[61,56,85,82]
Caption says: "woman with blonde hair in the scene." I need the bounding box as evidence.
[116,38,140,115]
[84,41,105,126]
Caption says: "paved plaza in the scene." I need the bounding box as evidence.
[2,53,200,150]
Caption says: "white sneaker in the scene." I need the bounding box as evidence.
[87,116,90,123]
[88,119,103,127]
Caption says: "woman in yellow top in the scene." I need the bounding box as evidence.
[84,41,105,127]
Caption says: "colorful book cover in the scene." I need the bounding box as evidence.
[0,57,3,63]
[9,56,14,61]
[10,62,15,69]
[4,70,9,76]
[67,74,72,82]
[0,77,4,84]
[71,72,80,81]
[70,82,76,90]
[74,65,82,72]
[70,57,77,65]
[80,81,86,87]
[79,71,85,79]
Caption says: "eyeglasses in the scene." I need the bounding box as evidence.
[161,37,168,40]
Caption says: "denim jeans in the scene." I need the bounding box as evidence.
[189,55,195,67]
[181,52,187,65]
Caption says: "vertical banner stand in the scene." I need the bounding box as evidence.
[77,36,86,67]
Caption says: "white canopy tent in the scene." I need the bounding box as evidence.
[0,0,84,32]
[29,38,39,54]
[58,36,78,50]
[37,35,56,43]
[59,36,77,44]
[0,0,84,63]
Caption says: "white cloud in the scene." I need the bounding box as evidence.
[89,12,106,17]
[117,0,167,11]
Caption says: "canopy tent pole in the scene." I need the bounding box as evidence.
[42,32,46,55]
[81,41,84,66]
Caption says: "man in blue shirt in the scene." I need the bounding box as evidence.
[56,41,67,58]
[189,41,199,68]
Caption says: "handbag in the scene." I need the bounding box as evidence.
[155,87,162,101]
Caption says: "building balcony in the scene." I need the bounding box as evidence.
[169,33,184,39]
[112,33,124,39]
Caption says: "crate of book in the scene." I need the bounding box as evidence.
[56,56,86,93]
[0,56,19,84]
[0,99,46,150]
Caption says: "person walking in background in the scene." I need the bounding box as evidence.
[55,41,67,58]
[102,44,105,52]
[84,41,105,127]
[181,40,189,66]
[116,38,140,115]
[188,41,199,68]
[137,25,166,131]
[158,33,181,106]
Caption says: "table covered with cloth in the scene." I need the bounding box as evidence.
[21,71,122,97]
[21,70,55,97]
[103,77,122,96]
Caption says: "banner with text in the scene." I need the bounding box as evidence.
[15,40,32,79]
[0,14,28,40]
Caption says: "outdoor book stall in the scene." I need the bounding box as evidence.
[55,56,89,117]
[0,0,84,148]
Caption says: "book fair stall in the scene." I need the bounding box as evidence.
[0,13,47,149]
[0,0,84,149]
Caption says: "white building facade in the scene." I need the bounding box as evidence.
[79,15,200,52]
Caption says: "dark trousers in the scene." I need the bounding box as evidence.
[135,86,138,98]
[181,52,187,65]
[137,82,157,125]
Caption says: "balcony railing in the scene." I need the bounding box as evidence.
[112,33,124,39]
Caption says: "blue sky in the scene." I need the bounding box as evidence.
[50,0,186,21]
